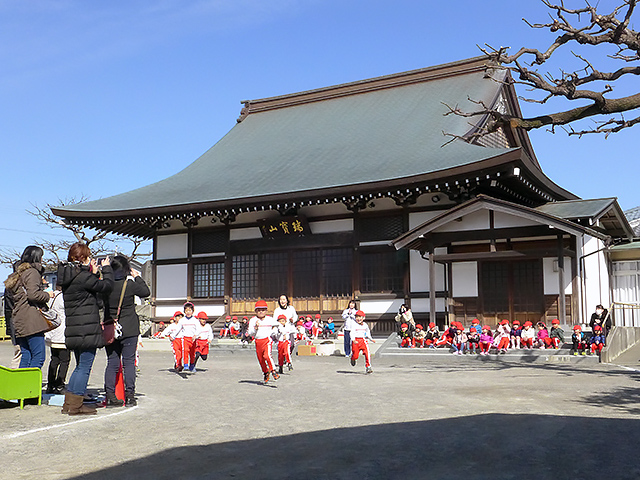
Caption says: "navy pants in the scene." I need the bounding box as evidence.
[105,336,137,396]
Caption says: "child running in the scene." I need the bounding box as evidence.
[173,302,199,372]
[193,311,214,370]
[163,311,183,370]
[350,310,376,374]
[273,314,295,373]
[248,300,280,383]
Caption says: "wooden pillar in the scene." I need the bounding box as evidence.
[557,234,566,324]
[429,247,436,325]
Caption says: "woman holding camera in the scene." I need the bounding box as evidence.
[57,242,114,415]
[102,255,150,407]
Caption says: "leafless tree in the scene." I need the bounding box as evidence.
[0,196,151,269]
[444,0,639,141]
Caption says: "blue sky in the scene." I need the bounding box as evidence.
[1,0,638,283]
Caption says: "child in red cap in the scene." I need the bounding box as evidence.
[571,325,588,355]
[413,324,426,348]
[248,300,279,383]
[425,322,439,348]
[495,320,511,354]
[479,325,493,355]
[521,321,535,349]
[274,314,295,373]
[350,310,376,373]
[219,316,231,338]
[510,320,522,349]
[590,325,606,355]
[535,322,552,349]
[193,312,213,370]
[398,323,414,348]
[549,319,565,349]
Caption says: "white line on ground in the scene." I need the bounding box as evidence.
[1,406,139,440]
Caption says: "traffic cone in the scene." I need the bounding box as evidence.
[115,362,125,401]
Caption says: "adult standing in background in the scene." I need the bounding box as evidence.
[102,255,150,407]
[341,299,358,358]
[3,246,53,369]
[58,242,114,415]
[3,260,22,368]
[273,294,298,354]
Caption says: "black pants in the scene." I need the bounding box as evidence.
[47,347,71,389]
[104,336,137,396]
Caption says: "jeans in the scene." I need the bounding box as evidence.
[343,330,352,356]
[67,348,97,396]
[104,336,137,396]
[17,333,46,369]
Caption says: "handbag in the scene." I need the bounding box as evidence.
[20,282,60,332]
[102,281,127,345]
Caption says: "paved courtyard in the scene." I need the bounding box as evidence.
[1,340,640,480]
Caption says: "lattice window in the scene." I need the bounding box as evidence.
[358,215,405,242]
[360,249,406,293]
[192,229,228,255]
[193,262,225,298]
[232,254,258,299]
[323,248,353,296]
[292,250,321,297]
[260,252,289,299]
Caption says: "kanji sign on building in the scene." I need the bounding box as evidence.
[258,216,310,239]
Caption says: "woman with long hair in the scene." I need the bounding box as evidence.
[57,242,114,415]
[3,245,52,368]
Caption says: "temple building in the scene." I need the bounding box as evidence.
[52,57,636,332]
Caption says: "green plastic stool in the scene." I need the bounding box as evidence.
[0,365,42,409]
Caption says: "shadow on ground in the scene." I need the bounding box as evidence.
[68,414,640,480]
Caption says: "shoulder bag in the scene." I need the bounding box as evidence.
[102,281,127,345]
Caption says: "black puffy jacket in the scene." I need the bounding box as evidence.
[103,273,150,339]
[57,262,114,350]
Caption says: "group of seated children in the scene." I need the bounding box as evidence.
[219,316,253,343]
[398,318,569,355]
[571,324,606,356]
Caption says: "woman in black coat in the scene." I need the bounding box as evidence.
[57,242,114,415]
[102,255,150,407]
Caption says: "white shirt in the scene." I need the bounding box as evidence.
[350,321,372,340]
[161,323,180,339]
[248,315,277,340]
[342,308,357,331]
[273,305,298,324]
[274,322,296,342]
[194,323,214,342]
[176,315,199,338]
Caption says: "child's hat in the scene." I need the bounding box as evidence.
[315,314,321,319]
[225,315,231,320]
[306,315,312,319]
[524,321,533,327]
[472,318,479,324]
[428,322,436,328]
[159,321,165,326]
[593,325,602,331]
[500,319,509,325]
[416,324,423,330]
[401,323,408,329]
[172,311,183,320]
[277,314,287,320]
[254,300,268,310]
[232,315,238,320]
[573,325,582,331]
[196,311,208,320]
[512,320,520,325]
[183,301,195,309]
[482,325,491,330]
[551,319,560,325]
[328,316,333,320]
[243,316,248,320]
[356,310,365,317]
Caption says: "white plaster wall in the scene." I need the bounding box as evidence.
[309,219,353,234]
[410,298,447,313]
[409,249,446,292]
[452,262,478,297]
[156,304,225,318]
[156,233,188,260]
[409,211,441,230]
[230,227,262,241]
[581,235,611,313]
[493,211,541,228]
[434,210,490,232]
[360,299,404,315]
[156,264,188,300]
[542,257,573,295]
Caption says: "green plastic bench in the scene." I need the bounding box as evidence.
[0,365,42,409]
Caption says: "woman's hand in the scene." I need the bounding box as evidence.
[131,269,139,278]
[90,258,99,274]
[101,256,111,266]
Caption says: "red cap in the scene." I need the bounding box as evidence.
[243,316,248,320]
[573,325,582,331]
[482,325,491,330]
[500,319,509,325]
[524,321,533,327]
[472,318,479,324]
[416,324,423,330]
[172,311,184,320]
[159,321,165,326]
[232,316,237,320]
[512,320,520,325]
[315,314,321,319]
[551,319,560,325]
[356,310,365,318]
[306,315,312,319]
[428,322,436,328]
[225,316,231,320]
[277,314,287,320]
[196,311,208,320]
[254,300,268,310]
[401,323,408,328]
[593,325,602,331]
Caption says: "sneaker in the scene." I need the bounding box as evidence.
[271,370,280,380]
[581,351,586,356]
[287,363,293,371]
[573,351,578,356]
[125,395,137,407]
[278,365,284,374]
[365,367,373,374]
[350,357,356,366]
[263,372,270,383]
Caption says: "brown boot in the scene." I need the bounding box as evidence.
[67,393,97,416]
[61,391,71,414]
